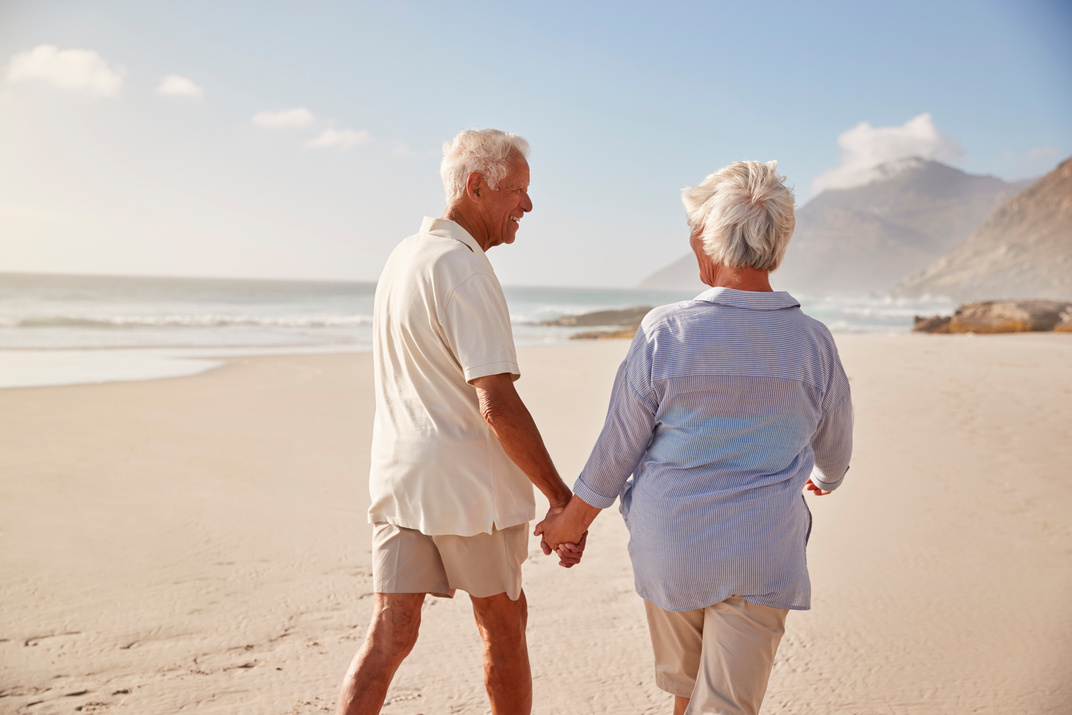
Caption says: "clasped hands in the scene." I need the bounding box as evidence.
[534,500,588,569]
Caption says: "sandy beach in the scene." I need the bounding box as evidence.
[2,335,1071,714]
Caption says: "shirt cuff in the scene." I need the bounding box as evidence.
[464,360,521,383]
[811,465,848,491]
[572,476,617,510]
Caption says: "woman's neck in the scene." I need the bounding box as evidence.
[707,263,773,292]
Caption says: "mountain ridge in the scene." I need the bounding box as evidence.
[640,158,1034,295]
[893,157,1072,301]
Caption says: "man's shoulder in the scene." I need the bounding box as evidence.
[385,230,489,284]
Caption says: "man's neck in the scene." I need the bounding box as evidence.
[442,206,491,252]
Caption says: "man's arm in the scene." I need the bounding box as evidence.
[471,372,572,508]
[470,373,584,566]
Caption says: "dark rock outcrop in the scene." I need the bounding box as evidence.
[569,327,639,340]
[540,306,654,340]
[912,315,953,333]
[541,306,652,328]
[913,300,1072,334]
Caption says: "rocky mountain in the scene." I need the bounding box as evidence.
[641,158,1032,295]
[893,157,1072,302]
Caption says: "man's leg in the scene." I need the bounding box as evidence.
[470,589,531,715]
[336,592,425,715]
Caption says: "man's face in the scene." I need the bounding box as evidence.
[480,156,532,250]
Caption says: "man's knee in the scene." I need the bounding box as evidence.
[472,591,528,649]
[366,593,424,658]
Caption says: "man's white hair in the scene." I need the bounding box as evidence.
[441,128,530,206]
[681,161,796,272]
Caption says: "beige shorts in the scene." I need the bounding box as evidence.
[371,522,528,601]
[644,596,788,715]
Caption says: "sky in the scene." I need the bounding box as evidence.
[1,0,1070,288]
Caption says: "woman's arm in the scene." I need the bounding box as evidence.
[537,353,658,550]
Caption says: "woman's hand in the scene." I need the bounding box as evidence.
[805,478,831,496]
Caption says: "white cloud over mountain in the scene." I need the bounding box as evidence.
[156,74,203,98]
[307,128,372,150]
[251,108,315,128]
[811,113,963,195]
[6,45,125,96]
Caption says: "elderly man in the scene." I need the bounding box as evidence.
[537,161,853,715]
[335,129,580,715]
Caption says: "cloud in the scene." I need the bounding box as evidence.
[388,140,437,158]
[811,113,963,195]
[6,45,125,96]
[251,107,316,128]
[1025,145,1059,162]
[307,128,373,150]
[156,74,203,98]
[997,145,1062,179]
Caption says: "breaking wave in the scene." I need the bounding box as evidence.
[5,314,373,329]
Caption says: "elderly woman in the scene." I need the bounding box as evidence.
[537,161,853,715]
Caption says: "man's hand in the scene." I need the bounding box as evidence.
[805,478,832,496]
[535,507,586,553]
[535,502,587,567]
[541,531,588,568]
[535,493,602,569]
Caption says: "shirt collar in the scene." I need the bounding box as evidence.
[420,216,484,255]
[694,286,800,311]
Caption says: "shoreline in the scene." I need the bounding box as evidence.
[2,336,1070,713]
[0,344,369,390]
[7,327,1058,390]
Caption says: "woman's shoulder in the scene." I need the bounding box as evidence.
[640,297,713,327]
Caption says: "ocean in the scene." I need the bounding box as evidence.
[0,273,955,388]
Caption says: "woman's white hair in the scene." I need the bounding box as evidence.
[441,128,530,206]
[681,160,796,272]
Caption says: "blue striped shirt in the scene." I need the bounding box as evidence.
[573,288,853,612]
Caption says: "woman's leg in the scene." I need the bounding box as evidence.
[643,600,705,711]
[689,596,787,715]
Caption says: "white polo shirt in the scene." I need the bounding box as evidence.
[367,217,536,536]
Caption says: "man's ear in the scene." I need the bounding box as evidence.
[465,171,486,200]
